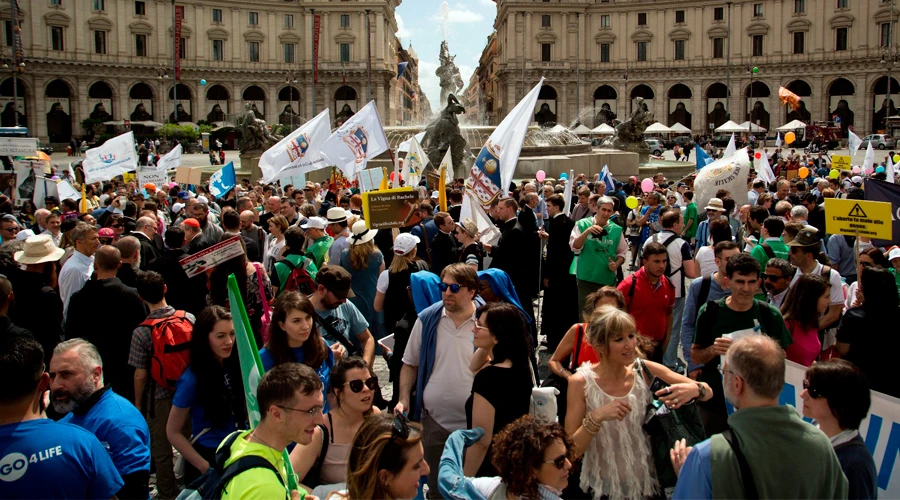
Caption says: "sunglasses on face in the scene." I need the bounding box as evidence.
[2,226,19,232]
[761,273,784,281]
[439,282,464,293]
[802,379,822,399]
[543,454,569,470]
[344,376,378,393]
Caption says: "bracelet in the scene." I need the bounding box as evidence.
[583,413,602,434]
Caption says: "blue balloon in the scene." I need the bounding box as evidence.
[559,172,568,180]
[200,79,207,86]
[876,166,886,173]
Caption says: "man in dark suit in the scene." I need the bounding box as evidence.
[430,211,458,277]
[132,216,161,270]
[519,192,539,233]
[181,218,212,255]
[539,194,579,350]
[447,190,463,222]
[485,198,538,304]
[148,226,208,316]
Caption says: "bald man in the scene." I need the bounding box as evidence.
[259,196,281,233]
[240,210,265,261]
[131,216,160,270]
[34,208,51,233]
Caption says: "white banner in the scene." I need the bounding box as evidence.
[259,108,331,183]
[0,137,37,157]
[692,147,751,210]
[179,235,245,277]
[82,132,138,184]
[138,168,168,188]
[320,101,390,179]
[56,179,80,201]
[154,143,182,172]
[405,135,429,185]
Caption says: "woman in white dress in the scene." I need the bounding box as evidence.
[263,214,288,274]
[565,306,713,498]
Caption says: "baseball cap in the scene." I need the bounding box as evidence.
[98,227,115,239]
[787,225,819,246]
[300,217,326,230]
[177,191,191,200]
[197,196,209,205]
[172,202,185,214]
[888,247,900,262]
[316,265,355,299]
[182,218,201,229]
[394,233,420,255]
[431,191,440,199]
[143,183,157,192]
[851,176,863,185]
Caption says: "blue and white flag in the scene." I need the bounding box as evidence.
[82,131,138,183]
[600,164,616,194]
[209,161,236,198]
[259,108,331,183]
[320,101,390,178]
[695,145,715,170]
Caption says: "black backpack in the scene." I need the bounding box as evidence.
[180,431,285,500]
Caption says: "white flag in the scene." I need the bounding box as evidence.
[439,148,453,185]
[82,132,138,184]
[154,143,182,172]
[398,132,426,153]
[693,148,751,210]
[863,140,875,174]
[755,152,775,186]
[462,77,545,222]
[563,170,575,216]
[724,133,736,158]
[320,101,389,178]
[887,156,897,184]
[405,135,429,184]
[775,132,783,148]
[463,192,501,246]
[56,179,81,201]
[848,130,862,156]
[259,108,331,183]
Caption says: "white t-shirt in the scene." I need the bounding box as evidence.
[695,246,717,277]
[402,307,476,431]
[791,262,845,306]
[376,269,390,293]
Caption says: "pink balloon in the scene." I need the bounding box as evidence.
[536,170,546,183]
[641,178,655,192]
[852,166,861,174]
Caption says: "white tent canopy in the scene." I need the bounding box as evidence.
[644,122,672,134]
[571,124,592,134]
[740,121,767,133]
[776,119,807,131]
[669,122,691,134]
[591,123,616,135]
[715,120,747,133]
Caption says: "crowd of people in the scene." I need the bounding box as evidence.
[0,150,897,499]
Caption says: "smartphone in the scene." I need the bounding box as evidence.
[649,376,669,398]
[378,334,395,352]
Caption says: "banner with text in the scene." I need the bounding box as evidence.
[179,235,244,277]
[362,188,416,229]
[138,168,168,189]
[0,137,37,157]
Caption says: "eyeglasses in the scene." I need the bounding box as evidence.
[761,273,784,281]
[393,412,411,439]
[473,322,489,331]
[802,380,822,399]
[543,454,569,470]
[438,282,464,293]
[344,376,378,393]
[277,404,324,416]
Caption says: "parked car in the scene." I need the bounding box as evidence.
[710,135,744,148]
[663,136,693,149]
[645,139,664,156]
[860,134,896,150]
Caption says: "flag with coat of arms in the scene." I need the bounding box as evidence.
[320,101,389,178]
[259,109,332,183]
[404,134,429,185]
[208,161,236,198]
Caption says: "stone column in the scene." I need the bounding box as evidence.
[773,0,783,55]
[231,8,241,63]
[375,12,384,67]
[322,13,330,62]
[117,78,129,121]
[267,82,278,124]
[561,13,568,60]
[359,12,366,62]
[525,12,532,60]
[32,75,47,143]
[560,82,569,124]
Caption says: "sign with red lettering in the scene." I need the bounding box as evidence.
[174,5,184,81]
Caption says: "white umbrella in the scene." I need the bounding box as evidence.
[669,122,691,134]
[776,119,807,131]
[211,121,237,129]
[102,120,126,126]
[715,120,748,133]
[571,124,592,134]
[644,122,672,134]
[134,120,165,128]
[591,123,616,135]
[740,121,767,133]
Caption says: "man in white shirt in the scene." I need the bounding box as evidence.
[397,263,478,497]
[747,179,765,207]
[59,222,100,317]
[763,258,794,309]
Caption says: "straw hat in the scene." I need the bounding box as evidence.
[14,234,65,265]
[349,220,377,246]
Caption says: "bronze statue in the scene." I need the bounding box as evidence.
[335,104,355,127]
[603,97,654,150]
[420,93,472,179]
[595,103,617,127]
[238,102,279,152]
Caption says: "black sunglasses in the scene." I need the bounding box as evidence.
[761,273,785,281]
[803,380,822,399]
[393,412,411,440]
[439,282,463,293]
[345,376,378,393]
[543,454,569,470]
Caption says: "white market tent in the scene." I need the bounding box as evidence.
[591,123,616,135]
[571,124,592,134]
[740,121,767,133]
[715,120,747,133]
[776,119,807,131]
[643,122,672,134]
[669,122,691,134]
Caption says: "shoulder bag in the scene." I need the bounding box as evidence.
[540,324,585,423]
[253,262,273,344]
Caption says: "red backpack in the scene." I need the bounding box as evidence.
[281,258,317,295]
[142,310,193,390]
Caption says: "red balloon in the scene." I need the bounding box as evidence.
[754,152,761,159]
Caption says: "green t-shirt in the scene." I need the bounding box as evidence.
[749,238,790,269]
[306,235,333,270]
[684,202,699,238]
[272,254,319,295]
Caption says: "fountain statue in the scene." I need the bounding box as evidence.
[238,103,280,152]
[603,97,653,152]
[436,41,464,108]
[420,93,473,179]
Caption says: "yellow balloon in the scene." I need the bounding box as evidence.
[829,169,840,179]
[785,131,796,144]
[626,196,639,209]
[799,167,809,178]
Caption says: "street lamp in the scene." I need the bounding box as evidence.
[284,70,298,129]
[156,67,169,143]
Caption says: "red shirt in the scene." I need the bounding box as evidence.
[618,267,675,342]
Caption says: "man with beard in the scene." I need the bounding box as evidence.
[65,245,148,403]
[308,265,375,368]
[131,217,161,269]
[116,236,142,288]
[189,202,223,243]
[240,210,265,262]
[672,336,848,499]
[0,335,123,499]
[51,339,151,499]
[539,194,578,350]
[690,253,792,435]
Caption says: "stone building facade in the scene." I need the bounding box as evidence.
[479,0,900,136]
[4,0,422,145]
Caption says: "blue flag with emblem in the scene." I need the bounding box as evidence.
[601,164,616,194]
[695,146,715,170]
[208,161,236,198]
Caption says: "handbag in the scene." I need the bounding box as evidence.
[528,356,558,423]
[253,262,272,344]
[635,358,706,490]
[174,427,211,477]
[540,324,585,423]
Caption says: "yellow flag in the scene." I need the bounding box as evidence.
[438,166,447,212]
[379,167,389,191]
[80,183,87,213]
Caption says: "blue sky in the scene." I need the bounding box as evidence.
[395,0,497,115]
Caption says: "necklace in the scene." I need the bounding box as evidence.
[248,431,278,450]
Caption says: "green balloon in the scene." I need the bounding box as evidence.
[752,67,759,74]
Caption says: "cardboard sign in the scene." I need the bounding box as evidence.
[0,137,37,156]
[831,155,852,170]
[179,235,245,277]
[363,188,417,229]
[176,166,203,184]
[824,198,893,240]
[139,168,168,188]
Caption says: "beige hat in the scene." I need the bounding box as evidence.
[457,218,479,238]
[704,198,725,212]
[349,219,377,246]
[14,234,65,265]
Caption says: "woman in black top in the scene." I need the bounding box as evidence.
[465,302,533,477]
[455,218,484,270]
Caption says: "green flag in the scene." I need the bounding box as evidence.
[227,274,300,493]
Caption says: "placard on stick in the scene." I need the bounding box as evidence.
[179,236,245,277]
[824,198,893,240]
[362,188,417,229]
[176,166,203,185]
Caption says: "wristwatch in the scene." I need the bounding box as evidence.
[696,382,707,400]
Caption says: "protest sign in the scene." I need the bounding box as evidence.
[362,188,416,229]
[138,168,168,188]
[832,155,852,170]
[824,198,893,240]
[175,166,202,185]
[123,172,135,183]
[179,235,244,277]
[0,137,37,156]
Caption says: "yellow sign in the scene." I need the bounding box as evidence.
[831,155,852,170]
[824,198,894,240]
[123,172,135,183]
[362,187,417,229]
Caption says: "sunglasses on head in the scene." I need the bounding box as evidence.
[803,379,822,399]
[543,454,569,470]
[393,412,411,440]
[439,282,464,293]
[344,376,378,393]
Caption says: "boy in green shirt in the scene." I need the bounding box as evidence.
[750,216,789,269]
[682,191,699,245]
